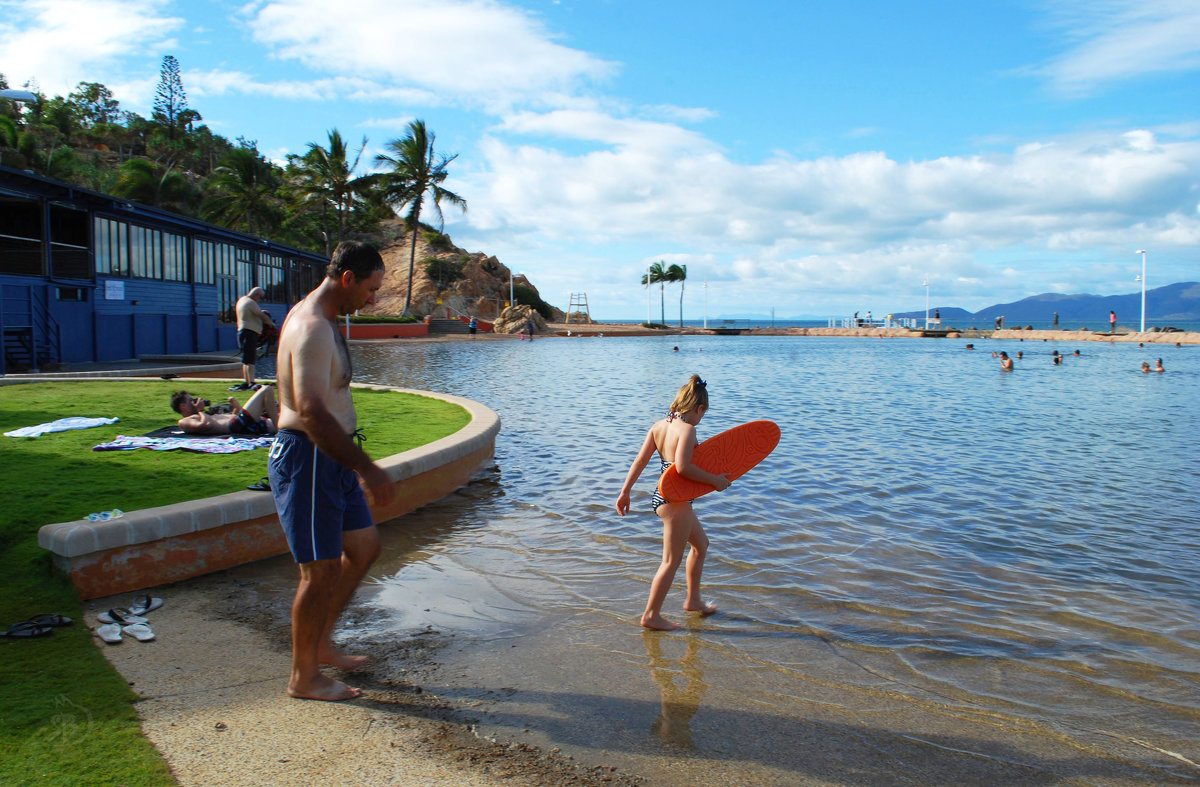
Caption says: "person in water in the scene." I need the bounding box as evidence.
[615,374,730,631]
[999,351,1013,371]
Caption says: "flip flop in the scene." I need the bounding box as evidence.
[22,613,73,627]
[122,623,155,642]
[96,623,122,644]
[98,609,148,625]
[1,621,53,638]
[247,477,271,492]
[127,595,163,616]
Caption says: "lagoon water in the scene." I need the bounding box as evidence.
[347,335,1197,783]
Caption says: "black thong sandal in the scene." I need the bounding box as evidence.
[247,477,271,492]
[1,621,54,638]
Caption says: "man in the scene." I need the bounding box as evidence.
[234,286,276,390]
[267,241,396,702]
[999,351,1013,371]
[170,387,278,436]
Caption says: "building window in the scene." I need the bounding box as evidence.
[260,252,286,302]
[0,193,45,277]
[49,203,91,280]
[94,217,129,276]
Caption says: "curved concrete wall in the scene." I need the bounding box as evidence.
[35,383,500,599]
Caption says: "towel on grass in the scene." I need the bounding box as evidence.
[93,434,273,454]
[5,416,119,438]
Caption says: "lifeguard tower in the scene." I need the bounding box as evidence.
[566,293,592,324]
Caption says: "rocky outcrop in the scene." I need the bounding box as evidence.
[492,305,548,335]
[365,220,548,319]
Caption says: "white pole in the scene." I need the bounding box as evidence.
[1137,250,1147,333]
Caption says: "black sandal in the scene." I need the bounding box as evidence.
[247,477,271,492]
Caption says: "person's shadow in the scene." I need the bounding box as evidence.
[643,629,708,747]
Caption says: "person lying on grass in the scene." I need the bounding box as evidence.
[170,386,278,436]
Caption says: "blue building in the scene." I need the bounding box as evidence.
[0,165,328,374]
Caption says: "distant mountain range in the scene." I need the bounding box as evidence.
[891,281,1200,327]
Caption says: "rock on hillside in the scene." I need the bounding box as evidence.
[364,220,561,320]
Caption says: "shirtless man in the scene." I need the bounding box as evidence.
[267,241,396,702]
[170,386,278,435]
[234,287,276,390]
[999,351,1013,371]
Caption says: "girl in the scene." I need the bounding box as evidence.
[616,375,731,630]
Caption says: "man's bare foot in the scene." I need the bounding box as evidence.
[684,601,718,615]
[287,674,362,701]
[318,647,369,671]
[641,613,681,631]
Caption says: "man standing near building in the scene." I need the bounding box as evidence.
[234,286,276,390]
[267,241,395,702]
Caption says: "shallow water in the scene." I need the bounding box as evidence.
[348,335,1199,783]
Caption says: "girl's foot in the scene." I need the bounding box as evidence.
[641,613,681,631]
[288,674,362,701]
[684,601,717,615]
[318,647,369,671]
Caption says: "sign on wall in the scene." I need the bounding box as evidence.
[104,280,124,300]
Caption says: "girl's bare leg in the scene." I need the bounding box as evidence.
[683,519,716,615]
[642,503,694,631]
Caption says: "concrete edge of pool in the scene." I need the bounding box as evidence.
[28,378,500,600]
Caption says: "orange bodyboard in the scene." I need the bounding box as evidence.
[657,420,781,503]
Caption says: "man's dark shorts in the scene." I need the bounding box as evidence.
[238,328,259,366]
[268,429,374,563]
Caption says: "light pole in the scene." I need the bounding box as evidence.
[1135,250,1147,333]
[646,264,652,326]
[923,278,930,329]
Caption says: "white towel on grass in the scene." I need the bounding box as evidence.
[4,416,119,438]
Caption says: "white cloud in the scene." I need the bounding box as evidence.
[0,0,181,95]
[457,115,1200,313]
[1033,0,1200,95]
[244,0,616,109]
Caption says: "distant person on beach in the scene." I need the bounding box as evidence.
[999,351,1013,371]
[468,316,477,337]
[268,241,396,702]
[171,387,278,435]
[615,374,729,631]
[1110,310,1117,333]
[854,311,860,327]
[234,287,276,391]
[934,309,941,328]
[1156,358,1165,373]
[1053,311,1059,328]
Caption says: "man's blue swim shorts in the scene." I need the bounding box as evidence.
[268,429,374,563]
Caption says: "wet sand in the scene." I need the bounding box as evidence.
[85,559,642,787]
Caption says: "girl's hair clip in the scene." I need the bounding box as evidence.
[696,379,707,387]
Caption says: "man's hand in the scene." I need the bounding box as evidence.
[359,464,396,507]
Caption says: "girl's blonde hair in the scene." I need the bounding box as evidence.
[670,374,708,415]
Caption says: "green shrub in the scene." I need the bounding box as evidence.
[513,284,554,320]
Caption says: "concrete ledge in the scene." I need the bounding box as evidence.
[35,383,500,599]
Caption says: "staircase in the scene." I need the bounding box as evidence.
[1,284,60,374]
[426,318,470,335]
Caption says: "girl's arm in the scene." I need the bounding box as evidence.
[672,423,731,491]
[615,428,658,516]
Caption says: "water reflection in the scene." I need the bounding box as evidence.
[643,630,707,748]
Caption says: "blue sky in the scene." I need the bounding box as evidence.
[3,0,1199,319]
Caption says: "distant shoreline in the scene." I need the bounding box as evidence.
[545,322,1200,344]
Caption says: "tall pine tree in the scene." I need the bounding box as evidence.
[153,55,187,140]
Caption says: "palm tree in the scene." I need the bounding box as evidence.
[203,147,280,236]
[641,261,668,326]
[111,157,197,214]
[374,120,467,316]
[666,263,687,327]
[288,129,370,257]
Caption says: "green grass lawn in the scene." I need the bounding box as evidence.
[0,380,470,786]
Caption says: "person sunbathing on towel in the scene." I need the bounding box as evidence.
[170,386,279,436]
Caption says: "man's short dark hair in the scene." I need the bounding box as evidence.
[170,390,192,414]
[327,241,384,281]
